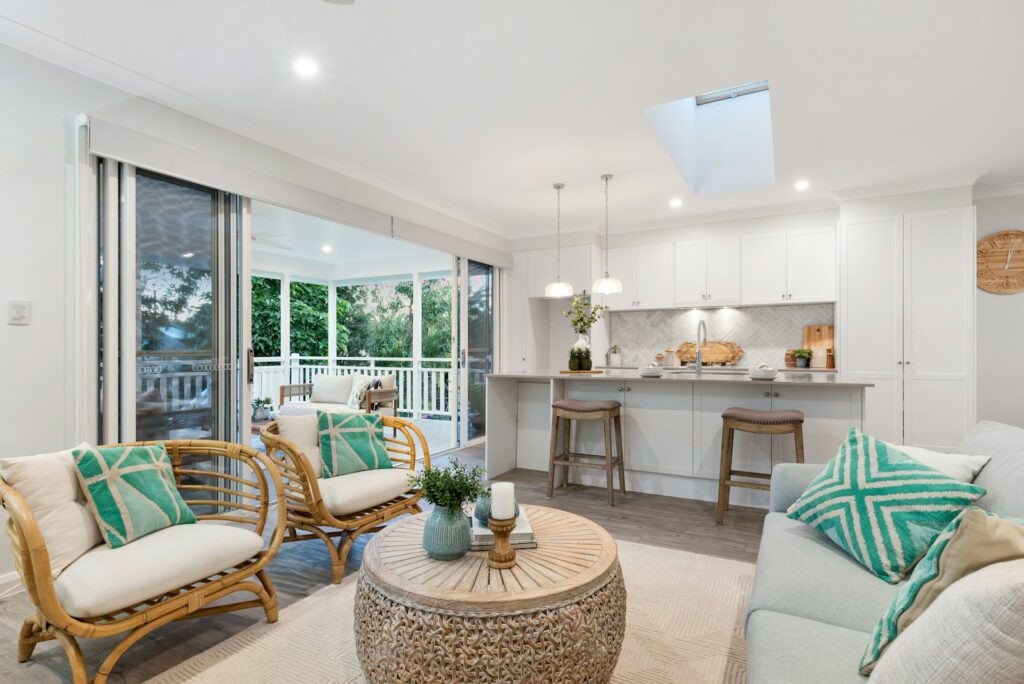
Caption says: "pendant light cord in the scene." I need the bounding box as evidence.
[555,183,562,280]
[602,174,612,277]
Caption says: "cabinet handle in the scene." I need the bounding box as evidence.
[707,293,711,299]
[617,386,624,392]
[624,386,631,392]
[897,361,903,365]
[905,361,911,366]
[763,391,771,397]
[781,294,786,300]
[773,392,780,398]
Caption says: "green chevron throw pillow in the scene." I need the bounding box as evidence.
[317,411,393,478]
[787,428,986,583]
[860,507,1024,675]
[73,444,196,549]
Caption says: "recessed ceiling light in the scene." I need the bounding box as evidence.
[293,57,319,78]
[181,252,194,258]
[321,244,333,253]
[794,179,810,191]
[668,198,684,209]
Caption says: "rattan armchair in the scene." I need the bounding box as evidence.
[0,440,285,684]
[260,415,430,584]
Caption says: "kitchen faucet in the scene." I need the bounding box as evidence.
[695,319,707,378]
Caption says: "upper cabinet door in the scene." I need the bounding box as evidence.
[558,245,591,299]
[787,228,836,303]
[741,233,788,305]
[673,240,707,307]
[706,237,741,306]
[602,246,636,310]
[526,249,555,299]
[635,244,674,309]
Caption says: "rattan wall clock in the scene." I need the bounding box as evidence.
[977,230,1024,294]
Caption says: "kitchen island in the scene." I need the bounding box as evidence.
[485,369,873,508]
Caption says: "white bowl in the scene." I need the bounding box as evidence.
[749,367,778,380]
[639,368,664,378]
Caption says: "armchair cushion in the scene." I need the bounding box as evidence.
[0,443,102,577]
[54,522,263,618]
[318,468,414,517]
[275,413,324,475]
[73,444,196,548]
[310,374,354,404]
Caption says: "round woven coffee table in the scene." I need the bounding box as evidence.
[354,504,626,683]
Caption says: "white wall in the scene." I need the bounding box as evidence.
[975,194,1024,427]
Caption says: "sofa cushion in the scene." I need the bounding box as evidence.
[318,468,413,517]
[310,374,354,404]
[884,443,990,482]
[0,443,102,577]
[749,514,899,632]
[274,413,323,475]
[746,610,868,684]
[54,522,262,618]
[73,444,196,548]
[957,420,1024,518]
[861,507,1024,674]
[787,428,985,583]
[317,412,392,477]
[869,559,1024,684]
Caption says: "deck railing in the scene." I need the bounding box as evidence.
[253,355,455,419]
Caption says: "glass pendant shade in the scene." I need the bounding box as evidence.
[592,274,623,295]
[544,279,574,298]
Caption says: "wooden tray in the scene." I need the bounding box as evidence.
[675,341,744,366]
[559,370,604,374]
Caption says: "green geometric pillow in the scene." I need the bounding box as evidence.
[787,428,986,583]
[317,411,393,478]
[72,444,196,549]
[860,506,1024,674]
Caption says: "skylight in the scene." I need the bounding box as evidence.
[695,80,769,106]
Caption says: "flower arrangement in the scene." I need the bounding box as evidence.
[561,291,608,335]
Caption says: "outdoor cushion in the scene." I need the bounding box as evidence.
[346,375,374,409]
[318,468,414,517]
[957,420,1024,518]
[277,401,359,417]
[787,428,985,583]
[317,412,392,477]
[274,413,324,475]
[310,374,354,404]
[749,513,899,632]
[0,443,102,577]
[73,444,196,548]
[54,522,262,618]
[379,373,396,389]
[747,610,868,684]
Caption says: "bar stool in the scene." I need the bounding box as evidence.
[716,407,804,524]
[547,399,625,506]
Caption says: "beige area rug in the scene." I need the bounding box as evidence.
[148,541,753,683]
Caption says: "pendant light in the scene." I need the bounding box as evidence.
[544,182,574,298]
[592,173,623,294]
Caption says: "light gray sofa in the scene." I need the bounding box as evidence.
[746,421,1024,683]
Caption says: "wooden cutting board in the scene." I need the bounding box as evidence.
[802,325,835,369]
[675,341,744,366]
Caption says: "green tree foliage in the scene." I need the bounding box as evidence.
[138,262,212,351]
[290,281,328,357]
[421,277,453,358]
[251,276,281,357]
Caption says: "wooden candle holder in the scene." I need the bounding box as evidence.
[487,515,517,569]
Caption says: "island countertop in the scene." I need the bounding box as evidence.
[487,369,873,388]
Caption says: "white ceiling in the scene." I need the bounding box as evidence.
[4,1,1024,238]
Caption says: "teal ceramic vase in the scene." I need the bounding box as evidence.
[423,505,472,560]
[474,491,520,526]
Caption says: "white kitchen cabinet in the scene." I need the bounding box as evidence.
[673,237,740,307]
[510,252,531,373]
[601,244,673,310]
[693,383,771,480]
[787,228,836,303]
[526,249,555,299]
[741,234,788,305]
[524,245,592,299]
[602,247,636,310]
[769,385,862,465]
[840,207,975,449]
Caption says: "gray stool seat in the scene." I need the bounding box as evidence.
[722,407,805,425]
[552,398,622,412]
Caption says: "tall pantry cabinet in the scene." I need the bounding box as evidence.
[839,206,975,450]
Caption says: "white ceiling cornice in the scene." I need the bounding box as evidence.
[830,171,988,203]
[973,181,1024,200]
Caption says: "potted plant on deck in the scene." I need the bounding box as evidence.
[409,461,486,560]
[252,397,273,421]
[561,290,607,371]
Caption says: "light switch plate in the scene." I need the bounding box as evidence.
[8,300,31,326]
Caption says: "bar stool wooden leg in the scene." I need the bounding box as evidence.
[614,413,625,494]
[716,425,734,525]
[603,415,615,506]
[794,423,805,464]
[562,418,571,488]
[547,413,559,498]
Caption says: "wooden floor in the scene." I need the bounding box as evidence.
[0,446,764,683]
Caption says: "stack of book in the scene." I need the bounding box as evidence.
[470,508,537,551]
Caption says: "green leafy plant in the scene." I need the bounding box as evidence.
[561,290,607,335]
[408,460,485,510]
[793,349,813,360]
[252,397,273,410]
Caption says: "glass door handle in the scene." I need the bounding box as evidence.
[247,348,255,384]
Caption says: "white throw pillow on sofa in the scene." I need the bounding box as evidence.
[275,413,324,475]
[869,558,1024,684]
[885,442,990,482]
[0,443,102,577]
[310,374,353,404]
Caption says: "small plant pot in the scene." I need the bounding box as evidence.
[423,506,472,560]
[252,408,271,421]
[796,357,810,368]
[474,492,520,526]
[581,357,593,371]
[568,355,580,371]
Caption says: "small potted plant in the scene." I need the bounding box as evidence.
[793,349,813,368]
[252,397,273,421]
[561,290,607,370]
[409,461,485,560]
[607,345,622,367]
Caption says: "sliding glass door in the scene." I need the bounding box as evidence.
[458,258,495,444]
[100,163,250,443]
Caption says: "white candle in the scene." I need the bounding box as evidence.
[490,482,516,520]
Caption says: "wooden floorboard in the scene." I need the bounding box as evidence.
[0,445,763,683]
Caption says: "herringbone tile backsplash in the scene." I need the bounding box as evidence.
[609,303,834,368]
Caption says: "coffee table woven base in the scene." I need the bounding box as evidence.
[353,505,626,683]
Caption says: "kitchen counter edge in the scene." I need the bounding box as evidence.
[487,371,873,388]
